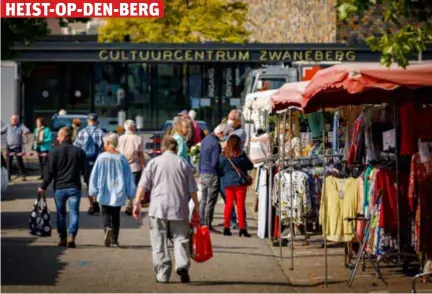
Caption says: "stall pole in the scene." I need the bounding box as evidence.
[279,111,287,260]
[321,106,328,288]
[267,111,273,240]
[395,104,401,263]
[289,108,295,270]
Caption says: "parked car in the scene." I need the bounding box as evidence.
[1,154,8,195]
[51,114,88,141]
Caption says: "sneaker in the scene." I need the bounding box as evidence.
[104,228,113,247]
[176,268,190,283]
[111,242,120,248]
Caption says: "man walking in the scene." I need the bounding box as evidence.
[118,120,145,215]
[199,124,228,230]
[1,115,30,181]
[228,109,247,150]
[38,127,89,248]
[133,136,199,284]
[74,113,105,215]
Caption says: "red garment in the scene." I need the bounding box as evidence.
[192,120,202,145]
[347,114,364,164]
[399,101,418,156]
[373,169,409,232]
[408,153,432,256]
[224,185,248,229]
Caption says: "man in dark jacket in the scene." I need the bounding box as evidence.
[198,124,228,229]
[38,127,89,248]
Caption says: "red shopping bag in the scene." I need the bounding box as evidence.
[190,212,213,263]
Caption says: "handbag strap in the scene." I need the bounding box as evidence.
[226,156,247,179]
[35,192,48,208]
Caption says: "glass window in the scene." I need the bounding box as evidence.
[93,63,125,118]
[127,63,152,130]
[260,78,286,90]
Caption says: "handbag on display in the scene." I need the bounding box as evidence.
[29,193,52,237]
[227,157,253,186]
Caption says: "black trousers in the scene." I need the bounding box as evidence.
[7,147,26,179]
[102,205,121,242]
[38,152,49,178]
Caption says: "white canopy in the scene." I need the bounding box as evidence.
[243,89,278,117]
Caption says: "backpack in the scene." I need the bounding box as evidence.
[84,128,100,162]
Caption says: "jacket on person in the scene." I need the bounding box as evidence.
[88,152,136,207]
[41,141,89,190]
[199,133,221,176]
[192,120,202,145]
[219,152,253,188]
[33,127,53,152]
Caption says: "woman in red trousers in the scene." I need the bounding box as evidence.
[219,135,254,237]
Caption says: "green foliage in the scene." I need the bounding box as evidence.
[337,0,432,68]
[98,0,250,43]
[1,18,90,60]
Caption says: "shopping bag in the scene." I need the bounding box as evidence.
[29,193,52,237]
[191,216,213,263]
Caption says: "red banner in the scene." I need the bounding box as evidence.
[1,0,164,18]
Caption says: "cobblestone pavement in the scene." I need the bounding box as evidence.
[1,177,431,293]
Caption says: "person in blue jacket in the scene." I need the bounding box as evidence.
[33,117,52,180]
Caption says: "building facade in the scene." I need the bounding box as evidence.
[13,1,431,131]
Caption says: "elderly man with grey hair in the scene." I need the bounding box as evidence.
[89,133,136,247]
[227,109,247,151]
[117,119,145,215]
[198,123,229,229]
[1,114,30,181]
[133,136,199,284]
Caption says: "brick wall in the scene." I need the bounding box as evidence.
[245,0,337,43]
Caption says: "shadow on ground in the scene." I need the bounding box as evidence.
[1,236,67,286]
[1,211,146,231]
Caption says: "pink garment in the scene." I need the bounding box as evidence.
[192,120,202,145]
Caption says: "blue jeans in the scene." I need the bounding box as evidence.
[220,180,237,223]
[54,188,82,240]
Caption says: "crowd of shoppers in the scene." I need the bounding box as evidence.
[2,107,254,283]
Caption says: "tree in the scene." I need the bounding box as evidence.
[1,18,89,60]
[98,0,250,43]
[337,0,432,67]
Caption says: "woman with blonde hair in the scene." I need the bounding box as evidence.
[172,117,190,162]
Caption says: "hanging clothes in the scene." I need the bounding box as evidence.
[332,111,340,154]
[279,171,311,224]
[319,176,360,242]
[307,112,323,139]
[399,101,418,156]
[257,167,269,239]
[408,153,432,257]
[347,113,366,165]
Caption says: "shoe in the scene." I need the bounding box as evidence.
[68,241,76,248]
[125,207,132,216]
[22,176,27,182]
[239,229,251,238]
[176,268,190,283]
[88,207,96,215]
[231,223,238,230]
[93,203,101,213]
[111,242,120,248]
[58,239,67,247]
[223,228,232,236]
[104,228,113,247]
